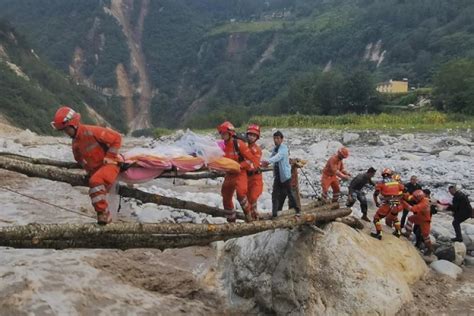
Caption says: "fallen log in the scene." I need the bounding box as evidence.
[0,207,351,250]
[0,152,272,179]
[0,156,242,219]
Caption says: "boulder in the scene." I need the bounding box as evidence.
[434,244,455,262]
[342,132,360,144]
[401,153,422,161]
[438,151,456,161]
[464,255,474,266]
[219,222,427,315]
[400,134,415,141]
[454,241,467,266]
[430,260,463,279]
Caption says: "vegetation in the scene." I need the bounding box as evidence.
[1,0,474,131]
[0,20,127,133]
[250,111,474,131]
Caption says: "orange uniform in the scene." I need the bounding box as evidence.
[246,142,263,215]
[404,197,432,246]
[321,155,347,202]
[373,179,405,236]
[72,124,122,216]
[221,138,258,221]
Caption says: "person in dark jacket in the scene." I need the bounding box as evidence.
[346,167,376,222]
[400,175,423,228]
[448,185,473,242]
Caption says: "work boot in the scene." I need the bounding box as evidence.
[97,210,112,226]
[392,230,401,238]
[245,212,253,223]
[370,232,382,240]
[251,210,259,221]
[361,214,370,222]
[225,209,236,223]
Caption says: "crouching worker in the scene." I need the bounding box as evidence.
[51,106,122,225]
[371,168,405,240]
[217,121,259,222]
[402,190,434,256]
[346,167,376,222]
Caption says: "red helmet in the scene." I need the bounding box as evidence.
[412,189,425,201]
[217,121,235,135]
[337,147,349,158]
[382,168,393,177]
[246,124,260,138]
[51,106,81,130]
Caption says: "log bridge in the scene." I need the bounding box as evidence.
[0,153,352,250]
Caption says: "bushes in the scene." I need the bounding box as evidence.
[250,111,472,130]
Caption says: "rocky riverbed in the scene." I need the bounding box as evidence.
[0,127,473,314]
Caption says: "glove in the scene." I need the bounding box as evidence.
[103,157,118,165]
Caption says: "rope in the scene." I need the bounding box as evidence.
[0,185,95,219]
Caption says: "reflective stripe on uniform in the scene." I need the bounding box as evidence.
[89,185,106,195]
[91,194,106,204]
[85,142,100,152]
[84,130,94,136]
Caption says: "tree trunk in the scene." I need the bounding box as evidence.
[0,156,336,220]
[0,207,351,250]
[0,156,241,219]
[0,152,272,179]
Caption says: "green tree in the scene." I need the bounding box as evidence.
[433,59,474,114]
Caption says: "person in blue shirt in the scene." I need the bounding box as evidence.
[262,131,301,218]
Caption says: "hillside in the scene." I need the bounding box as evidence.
[1,0,474,131]
[0,21,127,133]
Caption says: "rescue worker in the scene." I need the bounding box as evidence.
[51,106,122,225]
[400,175,422,228]
[448,185,473,242]
[346,167,376,222]
[371,168,405,239]
[321,147,351,203]
[217,121,259,223]
[245,124,263,219]
[402,190,434,255]
[261,131,301,218]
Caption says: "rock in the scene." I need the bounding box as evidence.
[464,255,474,266]
[291,139,302,145]
[371,149,386,158]
[137,206,174,223]
[220,223,427,315]
[449,145,471,155]
[401,153,422,161]
[430,260,463,279]
[438,151,456,161]
[422,254,438,265]
[454,242,467,266]
[342,132,360,144]
[400,134,415,141]
[434,244,456,262]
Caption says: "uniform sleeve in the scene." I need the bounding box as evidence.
[411,200,429,214]
[239,140,259,169]
[90,126,122,159]
[268,145,287,164]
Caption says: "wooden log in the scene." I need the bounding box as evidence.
[0,152,273,179]
[0,156,241,219]
[0,208,351,249]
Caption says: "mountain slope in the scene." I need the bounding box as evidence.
[1,0,474,130]
[0,21,126,133]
